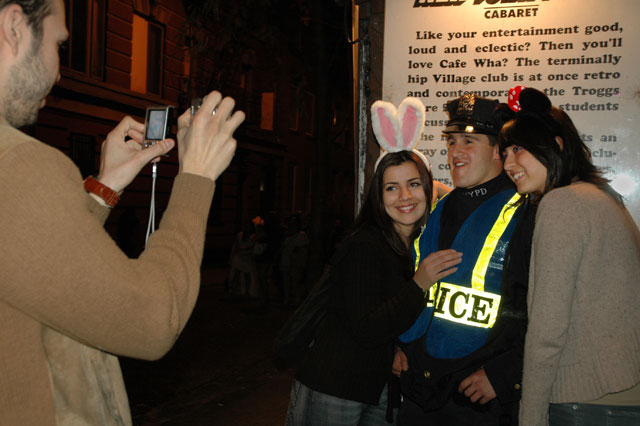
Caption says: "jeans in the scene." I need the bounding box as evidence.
[285,380,395,426]
[549,403,640,426]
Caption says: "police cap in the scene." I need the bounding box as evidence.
[444,93,502,135]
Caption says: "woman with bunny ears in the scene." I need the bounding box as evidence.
[285,99,462,426]
[499,87,640,426]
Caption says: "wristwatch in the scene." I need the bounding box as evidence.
[83,176,120,208]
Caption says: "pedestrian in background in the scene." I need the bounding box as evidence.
[228,220,256,297]
[279,213,309,306]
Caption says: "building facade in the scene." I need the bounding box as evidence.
[32,0,354,262]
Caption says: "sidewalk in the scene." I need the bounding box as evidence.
[120,266,295,425]
[135,368,293,426]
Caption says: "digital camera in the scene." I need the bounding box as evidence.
[143,105,174,148]
[190,97,218,116]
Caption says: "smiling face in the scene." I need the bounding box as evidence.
[382,161,428,240]
[503,145,548,195]
[4,0,68,127]
[446,132,503,189]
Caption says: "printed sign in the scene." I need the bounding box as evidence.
[382,0,639,223]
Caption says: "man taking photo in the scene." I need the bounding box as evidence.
[0,0,244,424]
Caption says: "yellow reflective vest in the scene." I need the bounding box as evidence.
[399,189,521,359]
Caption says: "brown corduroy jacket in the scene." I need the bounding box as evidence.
[0,121,215,425]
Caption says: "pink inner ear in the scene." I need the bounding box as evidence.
[377,108,398,149]
[402,108,418,148]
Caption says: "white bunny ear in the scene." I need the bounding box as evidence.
[397,97,425,151]
[370,100,401,152]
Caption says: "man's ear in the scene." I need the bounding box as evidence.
[0,4,29,57]
[555,136,564,151]
[492,142,501,160]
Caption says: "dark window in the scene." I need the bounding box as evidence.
[61,0,105,80]
[259,165,276,213]
[288,164,296,212]
[146,21,164,95]
[301,91,315,136]
[89,0,106,78]
[289,86,299,132]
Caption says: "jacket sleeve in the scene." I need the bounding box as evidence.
[519,190,584,426]
[85,191,112,224]
[484,208,534,404]
[0,141,214,360]
[483,345,524,403]
[337,238,426,348]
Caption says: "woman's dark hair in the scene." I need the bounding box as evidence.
[498,88,613,200]
[352,150,433,257]
[0,0,52,43]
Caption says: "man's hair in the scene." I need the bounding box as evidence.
[0,0,51,43]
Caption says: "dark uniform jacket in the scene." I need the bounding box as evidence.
[399,174,535,414]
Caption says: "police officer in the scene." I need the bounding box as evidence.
[394,93,535,426]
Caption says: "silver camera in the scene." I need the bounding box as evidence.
[143,105,173,148]
[190,97,217,116]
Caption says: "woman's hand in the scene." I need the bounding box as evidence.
[413,249,462,291]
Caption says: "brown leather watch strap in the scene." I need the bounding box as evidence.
[83,176,120,208]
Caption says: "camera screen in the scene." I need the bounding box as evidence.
[146,109,168,141]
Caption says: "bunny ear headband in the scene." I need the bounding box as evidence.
[371,97,430,171]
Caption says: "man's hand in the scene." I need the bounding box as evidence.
[97,116,175,193]
[392,347,409,377]
[458,367,497,404]
[413,249,462,291]
[177,91,245,182]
